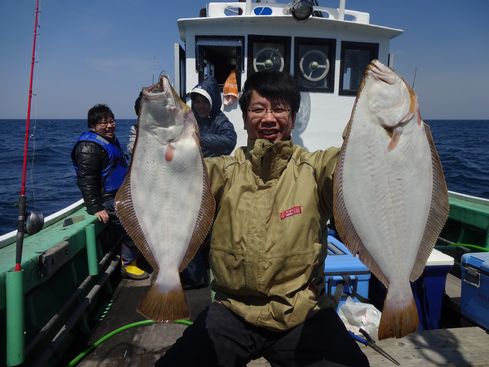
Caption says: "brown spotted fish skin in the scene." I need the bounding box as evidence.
[333,60,449,339]
[115,76,215,322]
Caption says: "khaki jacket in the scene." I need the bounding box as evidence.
[205,139,339,331]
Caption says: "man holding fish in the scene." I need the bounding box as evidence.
[145,71,369,366]
[117,60,448,366]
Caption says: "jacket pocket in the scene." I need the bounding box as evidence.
[210,249,247,292]
[256,244,323,295]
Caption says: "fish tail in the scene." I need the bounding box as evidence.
[378,291,418,340]
[137,284,190,322]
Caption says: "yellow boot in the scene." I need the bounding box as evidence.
[121,260,149,280]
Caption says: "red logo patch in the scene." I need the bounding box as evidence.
[280,206,302,220]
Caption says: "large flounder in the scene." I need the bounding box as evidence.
[333,60,449,339]
[115,76,215,322]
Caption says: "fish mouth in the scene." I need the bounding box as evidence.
[367,60,397,85]
[143,76,176,106]
[142,76,179,112]
[146,75,171,93]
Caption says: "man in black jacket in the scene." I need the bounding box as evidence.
[72,104,148,280]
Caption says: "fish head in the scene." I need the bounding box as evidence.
[138,76,191,142]
[363,60,418,131]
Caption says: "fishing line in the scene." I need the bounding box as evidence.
[65,319,193,366]
[412,67,418,89]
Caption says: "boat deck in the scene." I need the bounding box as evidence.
[72,275,489,367]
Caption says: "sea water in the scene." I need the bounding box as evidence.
[0,119,488,235]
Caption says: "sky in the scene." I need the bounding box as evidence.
[0,0,488,120]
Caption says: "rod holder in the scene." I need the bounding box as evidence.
[85,224,99,276]
[6,269,25,366]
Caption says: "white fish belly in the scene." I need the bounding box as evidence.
[131,131,203,288]
[342,117,433,288]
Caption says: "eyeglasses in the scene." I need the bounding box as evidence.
[247,107,291,118]
[97,119,116,127]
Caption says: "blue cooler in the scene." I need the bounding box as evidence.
[368,248,453,330]
[324,235,370,309]
[411,248,454,330]
[461,252,489,330]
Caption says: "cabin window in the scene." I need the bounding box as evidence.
[195,36,244,91]
[294,37,336,93]
[339,41,379,96]
[247,35,290,77]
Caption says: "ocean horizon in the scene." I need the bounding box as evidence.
[1,118,488,235]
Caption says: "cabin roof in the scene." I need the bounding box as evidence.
[177,1,402,41]
[178,15,402,41]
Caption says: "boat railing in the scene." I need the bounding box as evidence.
[448,190,489,206]
[0,198,85,249]
[206,1,370,24]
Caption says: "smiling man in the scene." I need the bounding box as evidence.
[156,71,369,367]
[72,104,148,281]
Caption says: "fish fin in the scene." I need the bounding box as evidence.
[378,288,418,339]
[333,125,390,288]
[115,172,160,272]
[137,283,190,322]
[409,124,449,281]
[179,154,216,271]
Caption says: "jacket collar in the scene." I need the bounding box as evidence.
[246,138,294,182]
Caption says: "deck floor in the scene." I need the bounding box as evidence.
[73,275,489,367]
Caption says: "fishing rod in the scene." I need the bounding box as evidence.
[15,0,43,272]
[412,67,418,89]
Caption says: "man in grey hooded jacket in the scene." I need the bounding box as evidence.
[127,75,237,157]
[180,75,237,288]
[189,75,237,157]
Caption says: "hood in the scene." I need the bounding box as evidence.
[190,76,222,119]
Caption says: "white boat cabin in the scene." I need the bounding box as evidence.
[175,0,402,151]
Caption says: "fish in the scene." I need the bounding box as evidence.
[333,60,449,340]
[115,75,215,322]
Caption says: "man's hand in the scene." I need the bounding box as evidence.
[95,209,110,223]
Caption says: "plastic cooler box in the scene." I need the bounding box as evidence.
[411,249,454,329]
[369,248,454,330]
[460,252,489,330]
[324,235,370,309]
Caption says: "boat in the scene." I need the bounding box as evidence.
[1,1,489,366]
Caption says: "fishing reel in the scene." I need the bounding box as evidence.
[25,211,44,235]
